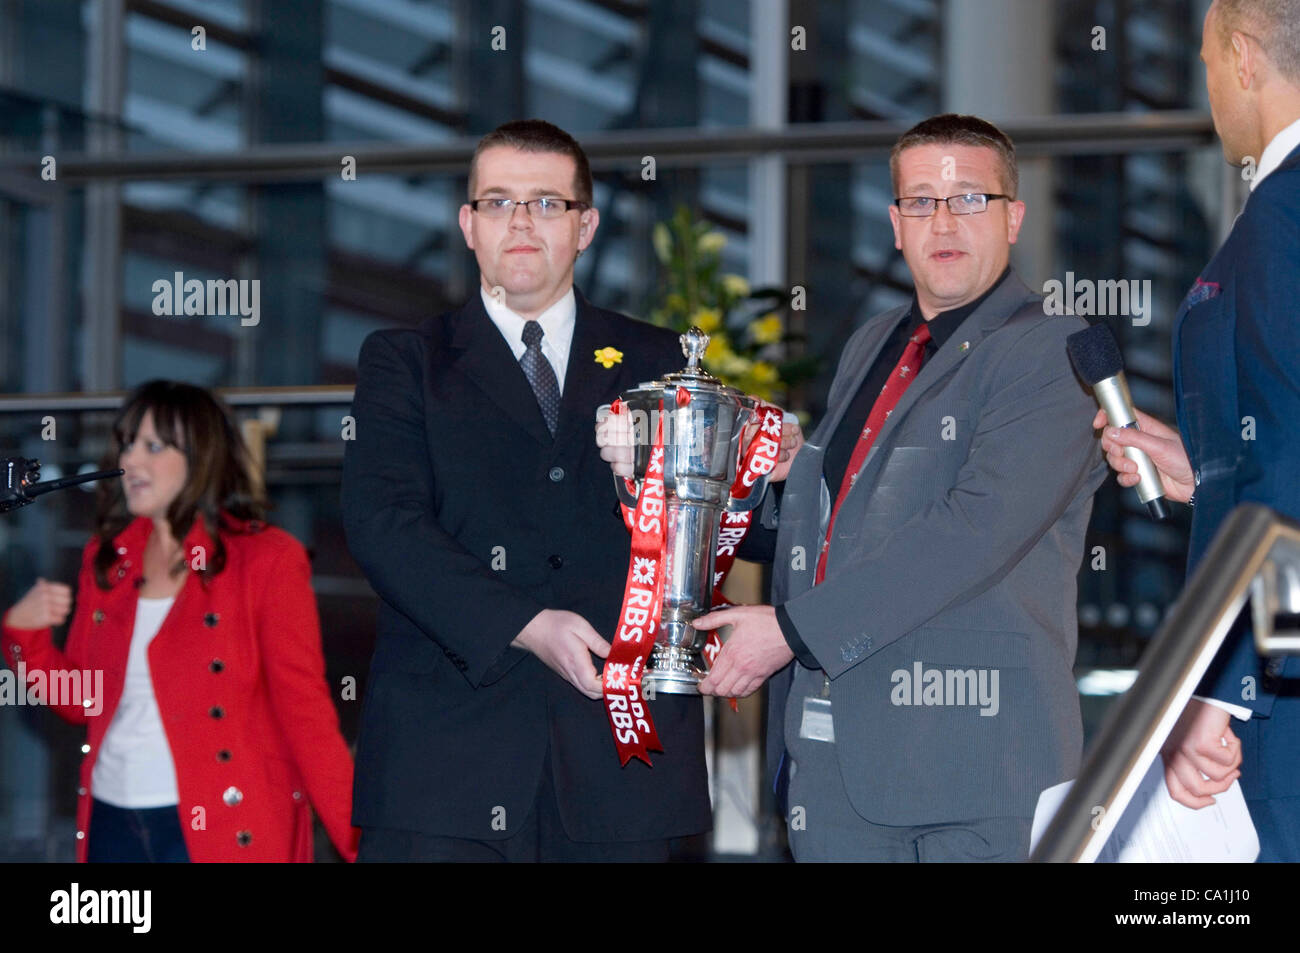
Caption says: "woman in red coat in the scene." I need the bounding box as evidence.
[1,381,358,862]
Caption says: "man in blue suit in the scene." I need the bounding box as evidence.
[1099,0,1300,861]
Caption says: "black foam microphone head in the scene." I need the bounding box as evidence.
[1066,322,1124,386]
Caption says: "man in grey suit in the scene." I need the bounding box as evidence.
[693,115,1107,861]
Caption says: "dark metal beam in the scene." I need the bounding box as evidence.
[0,111,1218,184]
[0,385,355,415]
[127,0,254,50]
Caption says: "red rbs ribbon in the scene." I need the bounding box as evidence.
[711,403,784,606]
[703,403,784,709]
[603,405,667,766]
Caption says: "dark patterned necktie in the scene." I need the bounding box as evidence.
[520,321,561,436]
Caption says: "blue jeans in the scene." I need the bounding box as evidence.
[87,798,190,863]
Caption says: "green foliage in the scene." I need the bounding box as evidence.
[646,206,812,401]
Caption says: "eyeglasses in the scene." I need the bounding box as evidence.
[469,197,589,220]
[894,193,1011,217]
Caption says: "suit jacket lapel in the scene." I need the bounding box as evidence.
[854,273,1037,485]
[448,293,554,446]
[553,290,621,446]
[812,306,907,446]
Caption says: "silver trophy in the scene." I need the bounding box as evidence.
[611,327,773,695]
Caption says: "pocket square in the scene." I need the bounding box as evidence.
[1182,277,1222,309]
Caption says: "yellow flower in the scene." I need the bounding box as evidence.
[722,274,750,298]
[750,361,779,385]
[593,346,623,369]
[701,334,756,387]
[721,354,753,379]
[698,231,727,255]
[704,336,732,366]
[702,335,743,377]
[750,312,783,345]
[692,308,722,333]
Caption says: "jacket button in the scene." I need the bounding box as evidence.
[223,786,243,807]
[204,612,220,627]
[77,787,87,796]
[549,554,563,569]
[236,830,252,847]
[209,705,225,719]
[292,791,302,801]
[209,659,225,674]
[76,831,85,840]
[216,749,232,763]
[548,466,565,482]
[92,610,105,624]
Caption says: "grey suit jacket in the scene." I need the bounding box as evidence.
[765,272,1106,825]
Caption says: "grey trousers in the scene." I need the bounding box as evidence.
[783,665,1032,862]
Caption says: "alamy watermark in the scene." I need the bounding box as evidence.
[151,271,260,326]
[0,664,103,715]
[1042,272,1152,326]
[890,662,1000,716]
[50,883,150,933]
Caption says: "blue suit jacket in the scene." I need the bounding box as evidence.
[1174,142,1300,802]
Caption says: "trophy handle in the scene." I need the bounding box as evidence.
[724,478,769,513]
[614,475,640,509]
[724,402,769,513]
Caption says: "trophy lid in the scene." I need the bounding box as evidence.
[627,327,747,400]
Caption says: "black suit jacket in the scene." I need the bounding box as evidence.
[341,289,711,841]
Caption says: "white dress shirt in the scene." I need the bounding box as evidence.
[1250,115,1300,192]
[91,596,181,808]
[480,286,575,394]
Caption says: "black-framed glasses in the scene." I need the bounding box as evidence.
[469,197,590,220]
[894,193,1011,217]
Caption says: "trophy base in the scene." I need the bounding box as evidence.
[642,644,708,696]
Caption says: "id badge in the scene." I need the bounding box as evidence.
[799,697,835,743]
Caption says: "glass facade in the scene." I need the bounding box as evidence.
[0,0,1234,859]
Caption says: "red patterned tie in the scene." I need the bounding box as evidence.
[815,321,931,584]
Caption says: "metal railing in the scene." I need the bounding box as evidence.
[0,111,1217,184]
[0,386,354,415]
[1031,503,1300,862]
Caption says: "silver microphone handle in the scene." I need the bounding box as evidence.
[1094,374,1170,516]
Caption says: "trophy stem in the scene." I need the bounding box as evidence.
[643,637,709,696]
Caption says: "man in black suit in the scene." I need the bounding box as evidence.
[341,120,711,861]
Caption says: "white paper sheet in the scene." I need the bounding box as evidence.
[1030,759,1260,862]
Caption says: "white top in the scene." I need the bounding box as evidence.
[91,597,180,808]
[481,286,575,393]
[1250,115,1300,191]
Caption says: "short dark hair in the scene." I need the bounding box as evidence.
[889,114,1019,199]
[468,119,594,205]
[1214,0,1300,84]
